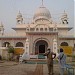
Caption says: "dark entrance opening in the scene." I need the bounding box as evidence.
[39,45,45,53]
[35,40,48,54]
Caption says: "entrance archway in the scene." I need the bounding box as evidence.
[35,40,48,54]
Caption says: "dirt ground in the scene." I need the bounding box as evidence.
[0,61,74,75]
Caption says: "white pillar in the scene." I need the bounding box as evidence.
[25,39,29,55]
[20,39,30,62]
[53,39,58,57]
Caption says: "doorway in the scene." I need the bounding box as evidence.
[39,45,45,53]
[35,40,48,54]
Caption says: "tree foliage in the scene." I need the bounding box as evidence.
[8,46,14,54]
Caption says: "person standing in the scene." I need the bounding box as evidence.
[57,48,66,75]
[44,48,56,75]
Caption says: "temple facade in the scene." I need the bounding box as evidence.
[0,3,75,58]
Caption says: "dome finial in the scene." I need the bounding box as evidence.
[42,0,44,6]
[19,10,20,13]
[64,10,65,13]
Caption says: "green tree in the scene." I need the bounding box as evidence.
[8,46,14,54]
[7,46,14,60]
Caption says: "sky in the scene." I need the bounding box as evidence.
[0,0,74,34]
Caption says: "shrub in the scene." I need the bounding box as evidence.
[8,46,14,54]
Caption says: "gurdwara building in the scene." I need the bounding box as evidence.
[0,3,75,58]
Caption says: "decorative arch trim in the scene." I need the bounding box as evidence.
[33,38,50,46]
[33,38,49,54]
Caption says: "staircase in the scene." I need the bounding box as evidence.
[38,54,45,59]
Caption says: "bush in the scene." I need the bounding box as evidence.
[8,46,14,54]
[7,46,14,61]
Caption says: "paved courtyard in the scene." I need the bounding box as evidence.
[0,61,74,75]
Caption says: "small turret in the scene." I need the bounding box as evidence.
[16,11,23,24]
[53,23,58,31]
[0,22,4,35]
[61,11,68,24]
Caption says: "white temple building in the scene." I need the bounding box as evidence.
[0,2,75,59]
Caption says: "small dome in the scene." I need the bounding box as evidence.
[61,11,68,19]
[17,11,22,19]
[33,6,51,21]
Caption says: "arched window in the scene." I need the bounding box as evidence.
[36,28,39,31]
[15,42,24,47]
[40,28,43,31]
[45,28,47,31]
[60,42,68,46]
[3,42,10,47]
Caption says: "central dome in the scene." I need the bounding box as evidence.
[33,6,51,21]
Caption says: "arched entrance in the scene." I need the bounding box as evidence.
[35,40,48,54]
